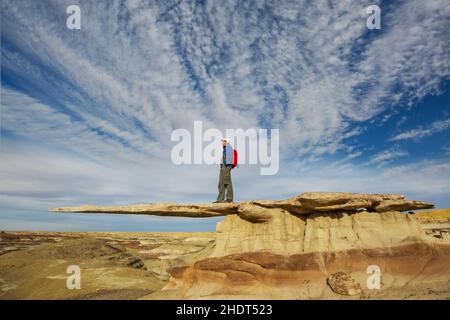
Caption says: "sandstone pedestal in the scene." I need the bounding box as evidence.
[52,192,449,299]
[213,210,425,257]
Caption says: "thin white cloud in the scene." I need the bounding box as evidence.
[443,146,450,155]
[390,118,450,141]
[370,149,409,165]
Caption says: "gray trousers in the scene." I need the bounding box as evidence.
[217,165,233,202]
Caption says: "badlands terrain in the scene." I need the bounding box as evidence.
[1,192,450,300]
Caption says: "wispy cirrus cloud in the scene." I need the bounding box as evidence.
[390,118,450,141]
[2,0,450,157]
[370,149,409,165]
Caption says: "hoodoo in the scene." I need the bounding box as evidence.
[49,192,450,299]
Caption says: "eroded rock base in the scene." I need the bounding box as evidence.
[153,242,450,300]
[213,210,425,256]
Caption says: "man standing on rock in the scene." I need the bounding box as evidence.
[214,138,236,203]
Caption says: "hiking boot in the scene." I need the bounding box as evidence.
[224,199,233,203]
[212,200,223,203]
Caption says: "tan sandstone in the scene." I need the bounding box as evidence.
[212,210,425,257]
[45,192,450,300]
[50,192,433,218]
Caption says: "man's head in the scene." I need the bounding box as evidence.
[221,138,229,147]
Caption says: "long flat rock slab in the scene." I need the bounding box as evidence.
[50,202,239,217]
[50,192,434,219]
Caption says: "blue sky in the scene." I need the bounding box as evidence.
[1,0,449,232]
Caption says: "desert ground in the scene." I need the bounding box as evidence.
[1,207,449,300]
[0,231,215,299]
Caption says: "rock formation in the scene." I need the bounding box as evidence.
[51,192,433,257]
[159,242,450,299]
[50,192,433,218]
[51,192,449,300]
[327,272,362,296]
[212,210,425,256]
[50,202,238,217]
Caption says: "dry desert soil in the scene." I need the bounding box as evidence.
[0,231,215,299]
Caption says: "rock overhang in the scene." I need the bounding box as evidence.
[50,192,434,222]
